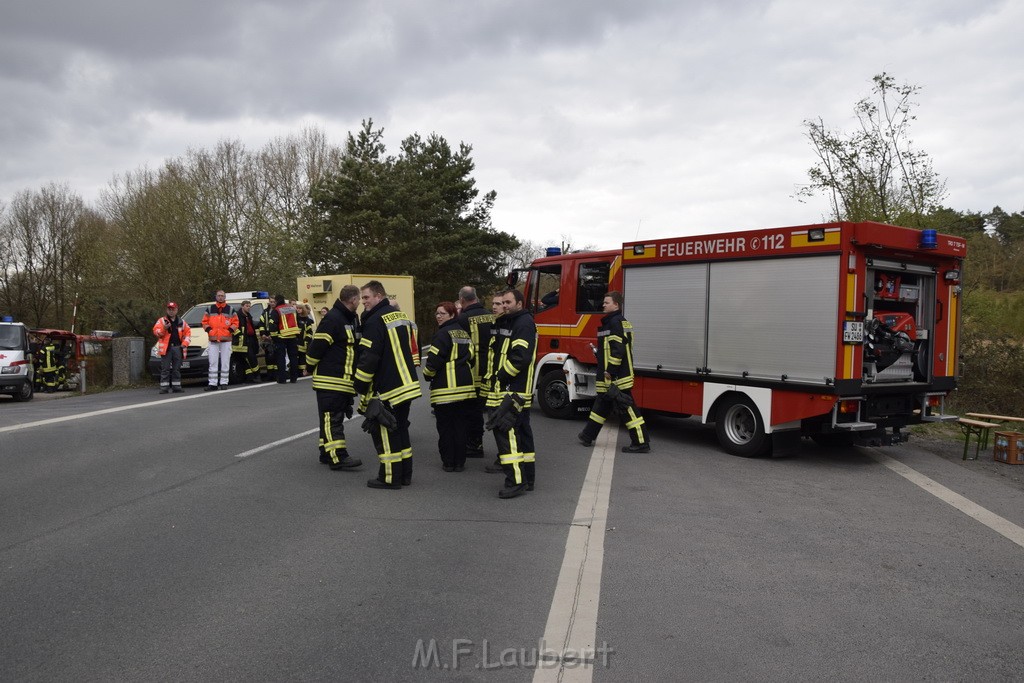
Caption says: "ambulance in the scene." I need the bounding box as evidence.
[0,317,35,401]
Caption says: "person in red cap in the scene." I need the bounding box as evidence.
[153,302,191,394]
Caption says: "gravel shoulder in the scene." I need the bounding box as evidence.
[909,424,1024,493]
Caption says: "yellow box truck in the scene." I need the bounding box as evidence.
[297,274,416,324]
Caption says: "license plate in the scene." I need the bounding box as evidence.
[843,321,864,343]
[181,361,191,368]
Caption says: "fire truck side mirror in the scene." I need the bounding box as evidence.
[506,271,520,287]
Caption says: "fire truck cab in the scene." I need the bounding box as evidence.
[515,221,966,457]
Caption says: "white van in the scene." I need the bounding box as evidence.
[0,318,35,401]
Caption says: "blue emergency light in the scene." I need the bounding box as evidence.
[545,247,562,257]
[919,229,938,249]
[1,315,13,322]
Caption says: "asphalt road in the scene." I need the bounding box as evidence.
[1,381,1022,681]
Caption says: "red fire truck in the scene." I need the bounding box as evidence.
[512,221,965,456]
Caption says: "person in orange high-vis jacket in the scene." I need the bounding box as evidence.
[153,302,191,394]
[201,289,238,391]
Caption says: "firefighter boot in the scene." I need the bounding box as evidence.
[367,462,402,489]
[400,457,413,486]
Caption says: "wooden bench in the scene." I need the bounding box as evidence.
[964,412,1024,426]
[957,417,1002,460]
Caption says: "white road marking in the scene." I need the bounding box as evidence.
[533,426,617,683]
[234,428,319,458]
[0,378,309,435]
[869,450,1024,549]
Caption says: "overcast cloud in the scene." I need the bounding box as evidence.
[1,0,1021,249]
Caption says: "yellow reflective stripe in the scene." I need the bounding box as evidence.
[387,325,414,387]
[355,369,374,382]
[359,337,373,348]
[589,412,606,425]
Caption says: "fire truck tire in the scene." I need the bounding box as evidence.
[715,395,770,458]
[13,380,34,402]
[538,369,575,420]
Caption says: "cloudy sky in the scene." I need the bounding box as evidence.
[1,0,1021,249]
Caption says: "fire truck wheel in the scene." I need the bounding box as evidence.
[715,395,769,458]
[538,369,574,420]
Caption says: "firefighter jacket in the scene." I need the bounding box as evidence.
[202,302,238,343]
[231,310,259,352]
[154,316,192,356]
[456,302,494,395]
[269,304,301,339]
[486,308,537,408]
[305,301,360,394]
[423,318,476,405]
[596,310,636,392]
[39,343,60,373]
[354,298,421,406]
[298,315,314,353]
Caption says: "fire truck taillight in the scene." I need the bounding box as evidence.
[838,400,860,414]
[927,396,941,407]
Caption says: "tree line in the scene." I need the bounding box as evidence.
[0,122,522,341]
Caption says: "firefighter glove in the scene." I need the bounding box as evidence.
[361,397,398,433]
[485,393,525,432]
[606,384,636,411]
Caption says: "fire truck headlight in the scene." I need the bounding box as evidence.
[944,269,960,283]
[807,228,826,242]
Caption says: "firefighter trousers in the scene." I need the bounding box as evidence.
[579,389,649,447]
[434,399,473,469]
[232,338,259,381]
[369,401,413,486]
[274,337,299,382]
[465,396,486,454]
[317,390,354,464]
[494,408,535,488]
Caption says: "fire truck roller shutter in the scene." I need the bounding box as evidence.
[706,255,840,384]
[623,262,708,373]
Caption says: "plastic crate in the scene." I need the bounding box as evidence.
[993,431,1024,465]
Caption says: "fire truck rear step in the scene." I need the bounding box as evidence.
[833,421,877,431]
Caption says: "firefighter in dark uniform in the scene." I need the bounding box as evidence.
[354,280,422,490]
[456,286,494,459]
[38,336,60,393]
[269,294,301,383]
[259,304,277,380]
[305,285,363,471]
[577,291,651,452]
[231,300,261,383]
[424,301,477,472]
[486,289,538,499]
[297,304,315,375]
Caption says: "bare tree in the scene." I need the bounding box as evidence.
[797,73,946,226]
[0,183,86,326]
